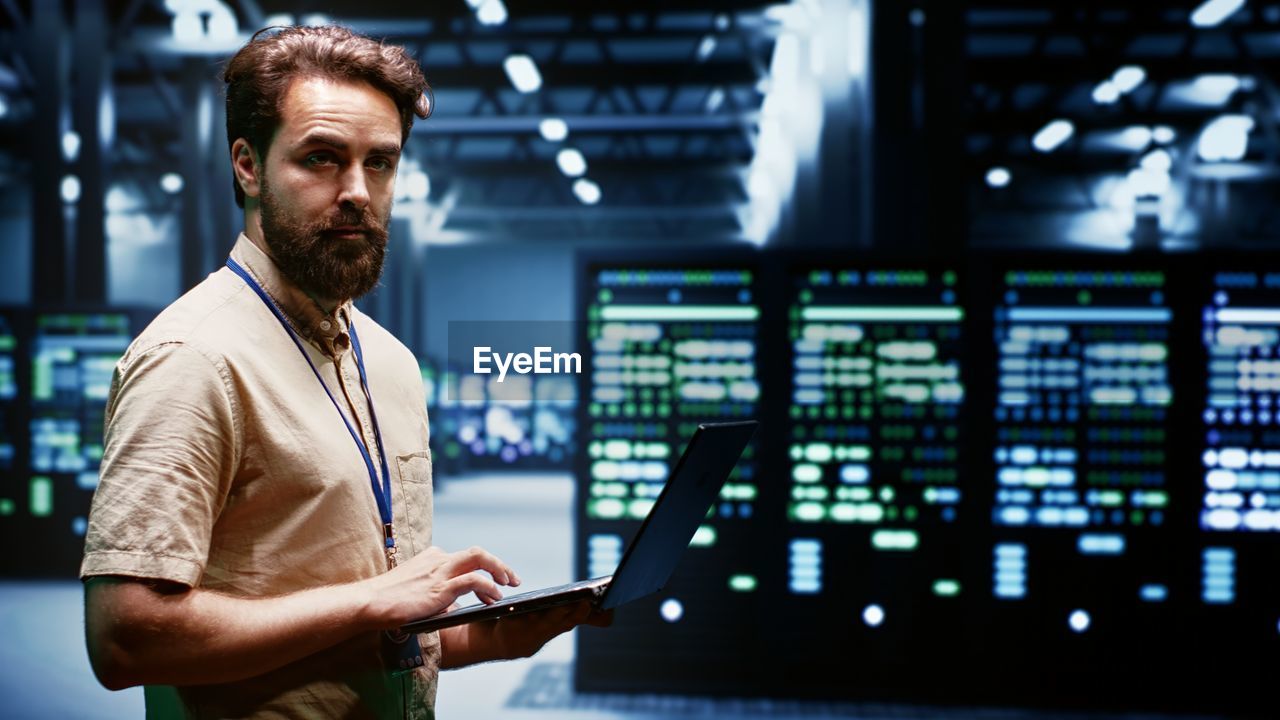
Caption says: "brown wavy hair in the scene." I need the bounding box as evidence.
[223,25,433,207]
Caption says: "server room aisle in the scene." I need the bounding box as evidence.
[0,473,1230,719]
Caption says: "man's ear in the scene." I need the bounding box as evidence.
[231,138,262,200]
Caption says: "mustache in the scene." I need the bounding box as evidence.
[317,207,385,234]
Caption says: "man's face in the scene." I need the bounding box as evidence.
[256,76,403,303]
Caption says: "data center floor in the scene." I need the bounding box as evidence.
[0,473,1230,720]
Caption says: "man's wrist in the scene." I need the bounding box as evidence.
[347,577,387,632]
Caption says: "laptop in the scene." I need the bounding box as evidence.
[401,420,758,634]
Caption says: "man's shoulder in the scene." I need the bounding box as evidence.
[124,267,251,366]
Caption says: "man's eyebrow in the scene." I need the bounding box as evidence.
[296,133,401,157]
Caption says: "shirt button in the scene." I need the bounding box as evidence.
[320,320,331,331]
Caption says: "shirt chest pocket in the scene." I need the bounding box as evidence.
[393,450,434,556]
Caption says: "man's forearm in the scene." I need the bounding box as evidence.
[86,576,382,689]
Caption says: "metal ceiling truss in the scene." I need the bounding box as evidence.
[0,0,779,244]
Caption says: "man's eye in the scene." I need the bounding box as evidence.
[368,158,393,171]
[306,154,333,166]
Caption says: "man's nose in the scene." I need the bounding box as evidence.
[336,165,371,209]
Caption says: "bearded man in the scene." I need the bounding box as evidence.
[80,25,606,719]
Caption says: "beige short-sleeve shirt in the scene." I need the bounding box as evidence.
[81,235,440,719]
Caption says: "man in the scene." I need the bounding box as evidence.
[81,25,607,718]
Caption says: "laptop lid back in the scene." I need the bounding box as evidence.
[597,420,757,610]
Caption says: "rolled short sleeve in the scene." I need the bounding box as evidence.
[80,341,240,587]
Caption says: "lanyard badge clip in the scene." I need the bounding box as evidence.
[383,523,398,570]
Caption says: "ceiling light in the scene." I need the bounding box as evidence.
[61,131,80,162]
[476,0,508,26]
[539,117,568,142]
[985,167,1011,188]
[573,178,601,205]
[503,54,542,93]
[1091,81,1120,105]
[207,8,237,42]
[1032,120,1074,153]
[160,172,184,194]
[405,170,430,201]
[556,148,587,177]
[1198,114,1254,162]
[1140,149,1172,173]
[171,11,202,44]
[61,175,81,204]
[1111,65,1146,94]
[1191,0,1246,28]
[697,35,717,62]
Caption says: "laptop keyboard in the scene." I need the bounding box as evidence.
[485,577,608,608]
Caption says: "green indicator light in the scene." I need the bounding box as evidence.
[729,575,758,592]
[933,579,961,597]
[0,336,14,351]
[690,525,716,547]
[790,502,826,522]
[33,357,54,401]
[792,464,822,483]
[600,305,759,321]
[589,498,625,519]
[30,477,53,517]
[943,271,956,286]
[1096,490,1124,506]
[0,498,13,515]
[598,289,613,303]
[1078,289,1092,305]
[801,306,963,322]
[871,529,918,550]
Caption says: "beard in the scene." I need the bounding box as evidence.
[258,176,390,303]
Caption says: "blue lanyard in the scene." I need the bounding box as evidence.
[225,257,398,555]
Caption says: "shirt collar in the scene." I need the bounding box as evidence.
[229,233,353,356]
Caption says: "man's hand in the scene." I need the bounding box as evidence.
[360,545,522,628]
[440,600,613,669]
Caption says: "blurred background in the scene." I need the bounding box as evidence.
[2,0,1279,718]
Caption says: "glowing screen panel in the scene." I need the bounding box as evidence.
[20,313,133,575]
[1195,269,1280,652]
[0,312,22,530]
[0,314,17,476]
[1200,272,1280,540]
[576,261,762,693]
[765,265,969,693]
[785,267,966,593]
[975,266,1184,702]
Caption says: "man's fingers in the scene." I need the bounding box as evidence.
[446,573,504,605]
[445,546,519,587]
